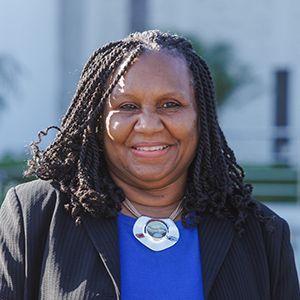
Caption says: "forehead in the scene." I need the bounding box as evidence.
[127,49,190,78]
[110,50,193,97]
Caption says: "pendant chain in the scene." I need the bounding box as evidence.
[123,197,183,220]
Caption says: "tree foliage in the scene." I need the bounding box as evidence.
[0,55,22,111]
[188,36,250,106]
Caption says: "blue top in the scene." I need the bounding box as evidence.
[117,213,204,300]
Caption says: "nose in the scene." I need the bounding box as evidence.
[134,110,164,134]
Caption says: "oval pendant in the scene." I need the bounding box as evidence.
[146,220,168,239]
[133,216,180,251]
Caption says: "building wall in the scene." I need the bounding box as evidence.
[149,0,300,165]
[0,0,299,166]
[0,0,299,277]
[0,0,59,154]
[0,0,129,154]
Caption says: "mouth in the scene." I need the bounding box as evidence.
[132,145,170,152]
[131,143,173,158]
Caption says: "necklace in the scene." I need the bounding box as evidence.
[122,198,183,251]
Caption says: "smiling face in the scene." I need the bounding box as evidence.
[103,50,199,190]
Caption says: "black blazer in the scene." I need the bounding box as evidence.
[0,180,299,299]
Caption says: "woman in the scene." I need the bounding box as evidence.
[0,30,299,299]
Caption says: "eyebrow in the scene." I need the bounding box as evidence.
[110,91,190,102]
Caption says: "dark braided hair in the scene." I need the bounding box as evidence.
[26,30,267,234]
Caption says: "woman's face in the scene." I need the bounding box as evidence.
[103,50,199,189]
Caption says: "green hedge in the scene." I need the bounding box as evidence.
[0,156,33,204]
[1,159,298,205]
[243,165,298,203]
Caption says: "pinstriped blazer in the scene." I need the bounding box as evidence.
[0,179,299,299]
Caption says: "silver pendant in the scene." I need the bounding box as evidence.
[133,216,180,251]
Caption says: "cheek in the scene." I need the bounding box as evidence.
[174,111,198,140]
[186,119,199,151]
[105,112,133,143]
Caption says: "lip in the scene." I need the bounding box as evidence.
[131,142,174,158]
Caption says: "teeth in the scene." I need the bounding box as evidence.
[134,145,169,151]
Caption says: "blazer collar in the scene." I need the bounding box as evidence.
[82,215,120,288]
[199,213,235,299]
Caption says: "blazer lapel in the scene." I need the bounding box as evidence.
[82,216,120,288]
[199,214,235,298]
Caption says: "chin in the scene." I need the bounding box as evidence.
[131,170,180,187]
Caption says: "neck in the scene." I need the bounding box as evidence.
[110,173,186,219]
[124,197,183,220]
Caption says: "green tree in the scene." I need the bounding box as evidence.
[0,55,23,203]
[0,54,22,111]
[0,155,33,204]
[188,36,250,107]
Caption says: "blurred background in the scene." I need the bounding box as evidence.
[0,0,299,273]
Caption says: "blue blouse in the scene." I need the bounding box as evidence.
[118,213,204,300]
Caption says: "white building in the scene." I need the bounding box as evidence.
[1,0,299,165]
[0,0,300,274]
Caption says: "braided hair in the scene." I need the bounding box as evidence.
[26,30,265,234]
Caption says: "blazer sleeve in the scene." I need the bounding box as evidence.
[0,187,25,300]
[273,219,300,299]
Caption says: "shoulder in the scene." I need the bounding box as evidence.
[9,178,60,201]
[242,200,292,247]
[242,200,295,268]
[249,201,300,296]
[13,178,59,199]
[2,179,64,222]
[247,200,289,233]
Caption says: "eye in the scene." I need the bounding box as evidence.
[119,103,139,111]
[160,101,181,109]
